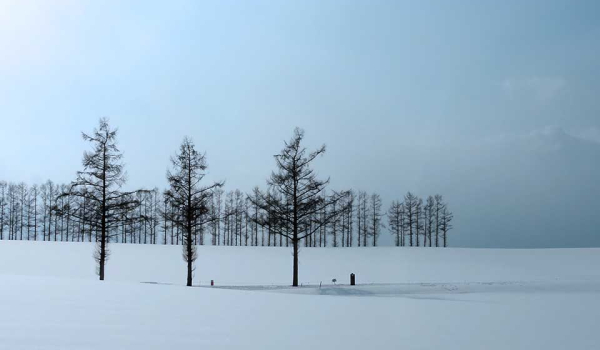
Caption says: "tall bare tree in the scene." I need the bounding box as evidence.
[250,128,347,286]
[65,118,144,280]
[164,137,222,287]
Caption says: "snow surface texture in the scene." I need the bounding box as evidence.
[0,241,599,349]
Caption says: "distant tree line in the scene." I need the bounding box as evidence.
[0,183,452,248]
[388,193,453,248]
[0,119,453,286]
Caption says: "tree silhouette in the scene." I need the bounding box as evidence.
[250,128,347,286]
[164,137,223,286]
[64,118,145,280]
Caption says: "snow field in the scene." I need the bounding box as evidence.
[0,241,599,349]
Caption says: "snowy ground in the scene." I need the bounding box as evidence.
[0,241,599,349]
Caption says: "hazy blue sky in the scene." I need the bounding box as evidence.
[1,0,599,247]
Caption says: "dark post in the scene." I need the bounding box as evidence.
[350,273,356,286]
[211,280,214,286]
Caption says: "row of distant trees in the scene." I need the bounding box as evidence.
[0,183,451,248]
[0,119,452,286]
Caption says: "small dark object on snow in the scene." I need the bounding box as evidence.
[350,273,356,286]
[211,280,214,286]
[332,278,337,285]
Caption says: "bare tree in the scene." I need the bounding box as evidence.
[330,200,339,247]
[224,191,233,246]
[415,197,423,247]
[404,192,418,247]
[41,180,58,241]
[388,200,403,247]
[0,181,6,240]
[249,187,260,246]
[440,205,453,247]
[65,118,144,280]
[7,183,18,240]
[434,194,443,247]
[369,193,384,246]
[345,190,354,247]
[424,196,435,247]
[164,137,222,286]
[210,187,223,246]
[18,183,27,240]
[356,191,364,247]
[250,128,347,286]
[25,184,38,241]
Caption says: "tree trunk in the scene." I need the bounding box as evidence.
[443,230,447,248]
[292,239,299,287]
[99,235,106,281]
[99,146,107,281]
[186,238,193,287]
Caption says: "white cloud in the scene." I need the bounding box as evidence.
[502,76,566,102]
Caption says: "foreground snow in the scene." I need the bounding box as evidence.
[0,241,599,349]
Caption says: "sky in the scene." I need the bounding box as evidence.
[0,0,599,248]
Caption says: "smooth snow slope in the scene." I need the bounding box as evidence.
[0,241,599,350]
